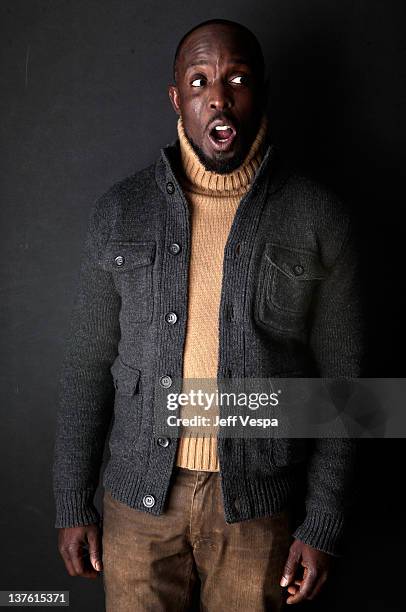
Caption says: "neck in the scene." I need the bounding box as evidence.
[177,114,269,194]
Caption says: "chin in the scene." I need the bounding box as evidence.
[190,138,245,174]
[206,156,244,174]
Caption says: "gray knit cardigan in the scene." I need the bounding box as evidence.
[52,140,365,556]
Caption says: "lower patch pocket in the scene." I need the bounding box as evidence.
[109,356,143,457]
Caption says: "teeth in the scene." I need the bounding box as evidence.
[215,125,230,130]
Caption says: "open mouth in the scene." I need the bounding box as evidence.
[207,121,237,152]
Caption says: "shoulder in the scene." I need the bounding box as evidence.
[266,156,358,263]
[284,172,350,222]
[87,162,157,230]
[277,170,354,250]
[94,163,156,213]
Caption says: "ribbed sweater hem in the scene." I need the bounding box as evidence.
[55,460,346,555]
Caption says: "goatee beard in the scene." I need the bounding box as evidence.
[186,134,245,175]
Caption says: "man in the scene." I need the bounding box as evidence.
[53,18,364,611]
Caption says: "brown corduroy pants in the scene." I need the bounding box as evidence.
[101,466,294,611]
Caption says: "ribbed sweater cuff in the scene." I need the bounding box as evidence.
[292,508,345,557]
[54,489,100,528]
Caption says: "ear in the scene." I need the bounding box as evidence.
[168,84,181,115]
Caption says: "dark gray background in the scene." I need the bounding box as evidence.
[1,1,405,610]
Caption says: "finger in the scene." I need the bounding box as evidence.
[87,529,103,572]
[307,571,329,600]
[76,543,98,578]
[287,580,302,595]
[70,542,98,578]
[59,547,78,577]
[280,548,301,587]
[69,543,86,576]
[286,566,318,604]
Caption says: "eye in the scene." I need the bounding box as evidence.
[191,77,206,87]
[230,75,248,85]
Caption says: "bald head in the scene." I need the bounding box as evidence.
[173,19,265,85]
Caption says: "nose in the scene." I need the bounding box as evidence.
[208,80,233,111]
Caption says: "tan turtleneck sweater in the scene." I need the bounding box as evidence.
[174,114,268,471]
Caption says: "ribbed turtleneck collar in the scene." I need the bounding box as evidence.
[176,114,269,195]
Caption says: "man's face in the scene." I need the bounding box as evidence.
[168,24,265,173]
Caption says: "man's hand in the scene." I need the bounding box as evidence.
[58,524,103,578]
[280,539,333,604]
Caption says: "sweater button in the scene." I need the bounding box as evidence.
[165,312,178,325]
[160,375,172,388]
[233,498,241,511]
[169,242,181,255]
[157,437,170,447]
[142,494,156,508]
[166,181,175,194]
[114,255,125,266]
[292,264,304,276]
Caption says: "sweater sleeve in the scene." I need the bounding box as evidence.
[292,219,365,556]
[52,192,121,528]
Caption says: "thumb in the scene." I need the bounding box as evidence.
[87,528,103,572]
[280,545,301,587]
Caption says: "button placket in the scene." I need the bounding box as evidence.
[150,165,191,479]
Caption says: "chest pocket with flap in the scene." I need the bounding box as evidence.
[255,242,328,333]
[102,240,156,324]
